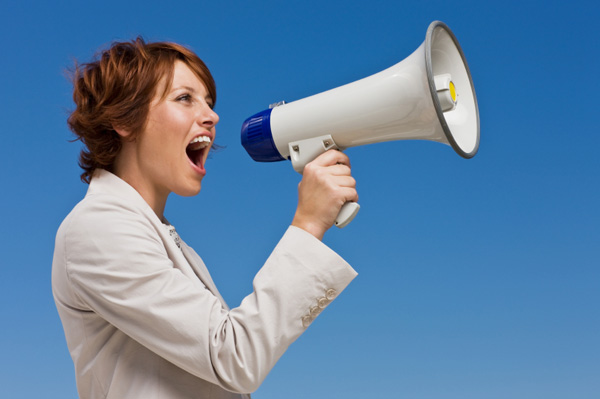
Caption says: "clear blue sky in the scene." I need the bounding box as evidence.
[1,0,598,398]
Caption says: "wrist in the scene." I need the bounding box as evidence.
[291,216,327,241]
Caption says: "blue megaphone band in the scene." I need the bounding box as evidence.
[240,108,285,162]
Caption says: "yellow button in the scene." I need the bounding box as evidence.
[449,81,456,102]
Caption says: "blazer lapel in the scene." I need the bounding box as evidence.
[180,243,230,310]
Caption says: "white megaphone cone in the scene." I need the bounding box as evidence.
[241,21,480,228]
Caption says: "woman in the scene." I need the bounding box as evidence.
[52,38,358,398]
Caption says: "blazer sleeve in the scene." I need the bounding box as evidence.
[59,194,357,393]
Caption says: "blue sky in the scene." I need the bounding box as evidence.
[1,0,598,398]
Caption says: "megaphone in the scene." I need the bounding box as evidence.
[241,21,479,228]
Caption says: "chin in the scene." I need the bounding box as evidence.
[175,182,203,197]
[185,186,202,197]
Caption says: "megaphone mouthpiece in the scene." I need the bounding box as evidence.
[241,108,284,162]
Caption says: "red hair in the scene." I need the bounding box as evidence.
[68,37,217,183]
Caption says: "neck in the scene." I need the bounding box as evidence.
[113,147,169,220]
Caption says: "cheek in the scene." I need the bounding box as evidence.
[159,112,192,140]
[142,107,193,159]
[145,120,183,152]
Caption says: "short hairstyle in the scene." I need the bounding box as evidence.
[67,37,217,183]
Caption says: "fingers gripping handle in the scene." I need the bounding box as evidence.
[289,136,360,229]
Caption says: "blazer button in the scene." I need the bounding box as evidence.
[325,288,337,300]
[302,315,313,328]
[317,297,329,308]
[310,306,322,317]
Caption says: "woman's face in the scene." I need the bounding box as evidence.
[126,60,219,208]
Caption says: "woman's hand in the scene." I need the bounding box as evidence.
[291,150,358,240]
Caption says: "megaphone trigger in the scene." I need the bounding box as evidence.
[288,135,339,174]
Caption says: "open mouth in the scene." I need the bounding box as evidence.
[186,136,212,170]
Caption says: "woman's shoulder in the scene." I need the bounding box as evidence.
[59,170,158,235]
[54,187,168,278]
[56,181,158,250]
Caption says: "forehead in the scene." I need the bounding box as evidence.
[172,61,207,91]
[157,60,209,99]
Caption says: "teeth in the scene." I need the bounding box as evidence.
[188,136,212,150]
[190,136,211,144]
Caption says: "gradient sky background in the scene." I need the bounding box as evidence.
[1,1,598,398]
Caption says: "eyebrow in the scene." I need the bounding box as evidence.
[172,85,198,93]
[172,85,212,102]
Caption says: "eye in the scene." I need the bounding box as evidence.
[176,93,193,103]
[203,96,215,110]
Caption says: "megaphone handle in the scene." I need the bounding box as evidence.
[335,202,360,228]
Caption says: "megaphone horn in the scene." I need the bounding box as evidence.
[241,21,480,228]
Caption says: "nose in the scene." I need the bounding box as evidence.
[198,103,219,128]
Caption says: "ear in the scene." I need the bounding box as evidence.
[113,126,138,143]
[113,126,132,138]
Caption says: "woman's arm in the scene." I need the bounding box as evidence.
[55,193,356,393]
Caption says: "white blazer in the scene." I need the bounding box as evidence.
[52,170,357,399]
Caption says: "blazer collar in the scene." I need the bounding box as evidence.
[87,169,156,218]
